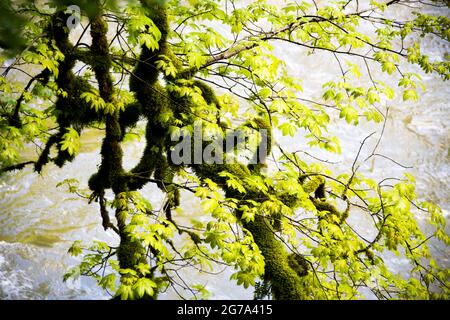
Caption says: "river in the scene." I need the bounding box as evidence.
[0,1,449,299]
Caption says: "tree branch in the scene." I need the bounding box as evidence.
[0,160,35,173]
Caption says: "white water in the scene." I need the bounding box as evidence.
[0,2,449,299]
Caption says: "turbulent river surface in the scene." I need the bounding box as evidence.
[0,3,449,299]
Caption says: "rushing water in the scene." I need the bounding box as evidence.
[1,3,449,299]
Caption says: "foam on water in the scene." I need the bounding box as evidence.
[0,1,449,299]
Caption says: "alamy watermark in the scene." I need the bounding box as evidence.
[170,123,268,165]
[66,5,81,30]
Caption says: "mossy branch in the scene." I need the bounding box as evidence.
[0,160,36,173]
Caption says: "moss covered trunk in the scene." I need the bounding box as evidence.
[89,8,148,274]
[243,216,305,299]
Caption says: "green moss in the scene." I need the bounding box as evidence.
[88,172,103,192]
[51,32,103,133]
[340,204,349,224]
[34,134,58,173]
[192,80,220,106]
[242,116,273,172]
[310,197,341,217]
[314,181,326,199]
[365,249,375,265]
[154,156,173,189]
[192,163,251,188]
[154,155,181,217]
[193,159,308,299]
[56,77,104,129]
[139,82,170,117]
[270,212,282,231]
[254,280,272,300]
[142,0,170,41]
[44,4,310,301]
[287,253,309,277]
[243,215,306,300]
[186,231,201,244]
[164,49,183,72]
[126,2,180,193]
[302,176,346,223]
[119,102,142,140]
[278,192,300,208]
[229,163,252,177]
[176,68,197,80]
[48,12,74,60]
[36,11,106,172]
[117,237,147,269]
[130,2,169,93]
[128,121,168,190]
[251,117,272,156]
[54,143,75,168]
[90,13,112,94]
[301,176,325,194]
[89,10,128,196]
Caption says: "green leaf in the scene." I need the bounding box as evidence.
[226,178,246,194]
[339,106,359,124]
[99,273,116,291]
[403,89,418,102]
[133,278,157,298]
[116,285,134,300]
[63,267,80,282]
[259,87,271,99]
[382,61,396,75]
[202,198,219,213]
[68,240,83,257]
[231,271,255,289]
[205,231,226,249]
[279,122,297,137]
[59,128,80,156]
